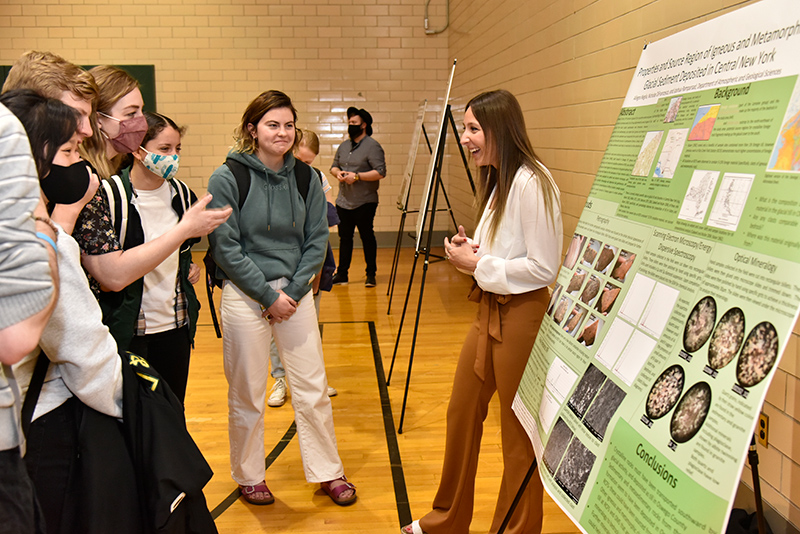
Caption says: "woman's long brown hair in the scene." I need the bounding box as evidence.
[466,89,559,245]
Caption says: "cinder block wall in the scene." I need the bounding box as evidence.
[1,0,451,246]
[439,0,798,531]
[3,0,798,530]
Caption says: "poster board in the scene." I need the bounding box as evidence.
[415,60,456,250]
[513,1,800,533]
[397,100,428,211]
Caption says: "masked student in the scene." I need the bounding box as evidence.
[75,67,231,376]
[108,112,199,403]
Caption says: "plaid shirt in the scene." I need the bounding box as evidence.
[135,272,187,336]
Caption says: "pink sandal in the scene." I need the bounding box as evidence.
[400,520,426,534]
[239,481,275,505]
[320,476,357,506]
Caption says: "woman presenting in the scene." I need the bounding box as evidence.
[404,89,562,534]
[207,90,355,507]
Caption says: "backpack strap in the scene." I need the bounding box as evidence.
[223,158,311,207]
[204,258,222,339]
[169,178,193,217]
[100,175,132,246]
[205,159,251,340]
[224,158,250,210]
[295,160,311,202]
[169,178,196,255]
[20,351,50,438]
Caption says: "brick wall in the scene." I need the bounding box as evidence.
[1,0,451,244]
[2,0,798,530]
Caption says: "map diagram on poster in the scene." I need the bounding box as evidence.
[768,78,800,172]
[654,128,689,178]
[678,169,719,223]
[707,173,754,231]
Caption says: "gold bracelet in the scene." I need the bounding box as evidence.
[33,215,58,235]
[354,173,360,181]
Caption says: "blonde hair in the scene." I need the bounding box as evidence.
[233,90,298,154]
[78,66,140,179]
[297,129,320,155]
[466,90,560,245]
[2,50,98,107]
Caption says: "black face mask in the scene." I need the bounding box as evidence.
[348,124,363,140]
[42,160,91,205]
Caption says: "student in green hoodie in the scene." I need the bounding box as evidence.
[207,90,356,508]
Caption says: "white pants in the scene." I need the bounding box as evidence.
[221,281,344,485]
[269,292,322,378]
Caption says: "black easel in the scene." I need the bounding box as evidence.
[496,458,538,534]
[386,120,473,314]
[386,126,434,311]
[385,103,473,433]
[748,435,768,534]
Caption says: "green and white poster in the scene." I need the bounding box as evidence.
[513,1,800,532]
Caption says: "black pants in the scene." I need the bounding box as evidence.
[25,397,79,534]
[336,202,378,277]
[25,397,143,534]
[0,447,45,534]
[129,325,191,403]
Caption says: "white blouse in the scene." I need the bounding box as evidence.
[470,165,563,295]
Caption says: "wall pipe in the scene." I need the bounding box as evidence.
[424,0,449,34]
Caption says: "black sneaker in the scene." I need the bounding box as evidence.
[332,272,349,285]
[365,275,376,287]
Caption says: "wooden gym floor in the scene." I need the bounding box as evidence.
[186,247,582,534]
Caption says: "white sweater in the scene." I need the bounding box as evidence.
[13,226,123,421]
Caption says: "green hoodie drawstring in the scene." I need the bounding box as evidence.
[260,160,297,231]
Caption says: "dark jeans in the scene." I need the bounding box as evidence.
[336,202,378,277]
[25,397,79,534]
[0,447,45,534]
[129,325,191,403]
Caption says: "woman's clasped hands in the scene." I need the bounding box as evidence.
[444,224,480,273]
[262,290,297,325]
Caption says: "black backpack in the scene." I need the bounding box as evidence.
[204,158,312,338]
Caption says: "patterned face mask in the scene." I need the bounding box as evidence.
[139,147,180,181]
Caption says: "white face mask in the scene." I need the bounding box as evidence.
[139,147,180,181]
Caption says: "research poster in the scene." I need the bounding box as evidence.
[397,100,427,211]
[513,1,800,533]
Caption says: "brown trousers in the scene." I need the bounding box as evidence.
[420,285,548,534]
